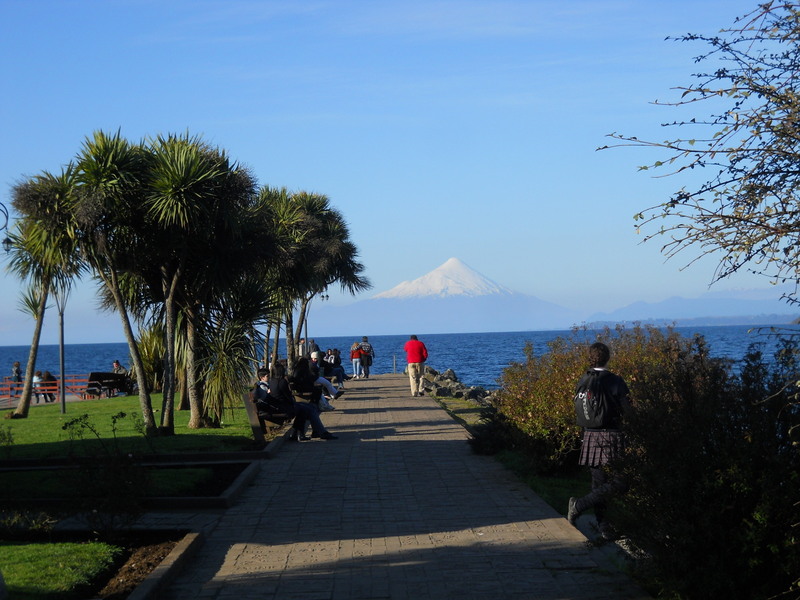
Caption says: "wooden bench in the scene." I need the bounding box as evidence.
[242,391,292,445]
[85,372,132,398]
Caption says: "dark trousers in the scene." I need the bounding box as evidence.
[295,402,325,435]
[576,466,627,524]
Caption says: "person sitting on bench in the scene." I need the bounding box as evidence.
[310,352,345,399]
[290,357,336,411]
[254,365,337,441]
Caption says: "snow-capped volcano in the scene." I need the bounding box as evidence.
[373,257,513,299]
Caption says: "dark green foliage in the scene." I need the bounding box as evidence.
[59,412,148,535]
[615,342,800,600]
[482,325,799,598]
[477,325,712,473]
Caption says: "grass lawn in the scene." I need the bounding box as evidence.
[0,395,264,597]
[1,539,121,599]
[0,393,271,460]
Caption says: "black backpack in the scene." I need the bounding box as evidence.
[573,369,619,429]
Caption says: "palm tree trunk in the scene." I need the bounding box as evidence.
[177,368,189,411]
[285,309,296,372]
[12,280,49,419]
[107,271,158,435]
[294,296,309,351]
[270,325,281,373]
[186,317,205,428]
[160,268,180,434]
[262,323,272,370]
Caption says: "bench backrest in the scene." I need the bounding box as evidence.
[242,390,267,445]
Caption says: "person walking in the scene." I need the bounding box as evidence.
[403,335,428,397]
[350,341,363,379]
[567,342,631,540]
[42,371,57,403]
[32,370,43,404]
[359,336,375,379]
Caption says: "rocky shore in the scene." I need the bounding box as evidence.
[414,365,496,405]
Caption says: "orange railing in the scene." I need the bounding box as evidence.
[0,375,92,408]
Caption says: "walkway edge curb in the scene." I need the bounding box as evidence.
[126,530,205,600]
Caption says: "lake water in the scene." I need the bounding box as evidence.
[0,324,794,389]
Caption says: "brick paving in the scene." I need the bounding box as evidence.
[144,373,650,599]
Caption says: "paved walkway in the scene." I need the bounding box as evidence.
[143,374,649,599]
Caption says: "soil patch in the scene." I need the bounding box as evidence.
[97,538,178,599]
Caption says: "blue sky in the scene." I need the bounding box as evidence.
[0,0,774,345]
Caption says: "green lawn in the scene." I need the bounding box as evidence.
[1,540,121,599]
[0,396,264,597]
[0,394,269,460]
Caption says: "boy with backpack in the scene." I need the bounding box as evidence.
[568,342,631,540]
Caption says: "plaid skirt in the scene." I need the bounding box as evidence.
[579,429,625,467]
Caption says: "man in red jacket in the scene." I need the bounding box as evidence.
[403,335,429,397]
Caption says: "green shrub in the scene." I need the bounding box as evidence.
[478,325,710,473]
[615,342,800,600]
[480,324,799,598]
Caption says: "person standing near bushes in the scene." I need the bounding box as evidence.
[567,342,631,540]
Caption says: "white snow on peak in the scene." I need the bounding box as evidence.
[373,257,514,299]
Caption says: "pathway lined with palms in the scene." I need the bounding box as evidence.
[141,373,649,599]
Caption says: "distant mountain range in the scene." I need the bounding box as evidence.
[309,258,799,336]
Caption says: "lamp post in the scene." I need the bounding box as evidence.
[304,290,329,351]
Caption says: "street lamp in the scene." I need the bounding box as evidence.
[304,290,329,353]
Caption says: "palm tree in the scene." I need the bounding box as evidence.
[265,190,371,363]
[7,166,85,419]
[143,133,268,430]
[74,130,158,434]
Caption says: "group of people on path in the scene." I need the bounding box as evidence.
[8,361,57,402]
[258,333,628,541]
[252,332,426,442]
[252,335,377,441]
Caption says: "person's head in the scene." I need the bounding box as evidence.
[362,336,369,342]
[257,367,269,381]
[13,361,19,367]
[35,370,42,377]
[409,335,418,341]
[311,351,320,361]
[271,362,286,378]
[113,360,120,366]
[588,342,610,368]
